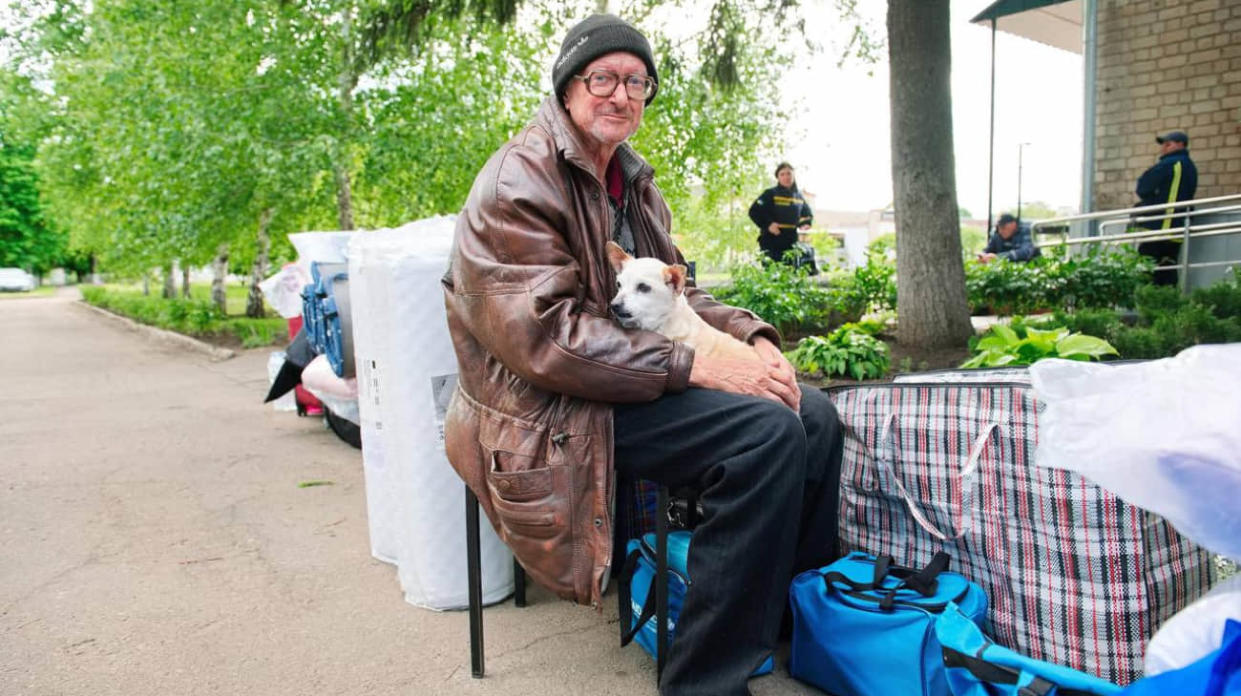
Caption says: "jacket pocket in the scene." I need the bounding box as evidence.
[480,416,566,542]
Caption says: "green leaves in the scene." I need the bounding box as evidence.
[785,326,890,381]
[962,320,1117,368]
[964,247,1155,316]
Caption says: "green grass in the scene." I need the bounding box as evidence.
[80,284,287,348]
[0,285,58,299]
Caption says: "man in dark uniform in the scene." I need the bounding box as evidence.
[1135,130,1198,286]
[979,213,1041,264]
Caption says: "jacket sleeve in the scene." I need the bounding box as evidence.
[799,197,814,228]
[982,233,1000,255]
[1000,230,1040,262]
[1136,160,1169,203]
[447,143,693,403]
[748,189,770,230]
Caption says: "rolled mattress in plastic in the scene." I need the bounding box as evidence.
[348,216,514,610]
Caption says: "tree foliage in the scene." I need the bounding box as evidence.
[6,0,815,285]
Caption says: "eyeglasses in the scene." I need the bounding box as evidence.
[573,70,657,101]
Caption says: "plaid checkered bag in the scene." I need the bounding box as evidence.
[830,369,1215,686]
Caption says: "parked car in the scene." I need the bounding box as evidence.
[0,268,36,292]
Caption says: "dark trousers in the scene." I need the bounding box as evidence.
[613,386,843,696]
[1138,239,1182,287]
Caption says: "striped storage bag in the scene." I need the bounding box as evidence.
[830,367,1216,686]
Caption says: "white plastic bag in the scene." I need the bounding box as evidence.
[1029,344,1241,561]
[301,354,359,424]
[1145,573,1241,675]
[258,264,311,319]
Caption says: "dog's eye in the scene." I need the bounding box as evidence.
[616,280,621,289]
[636,283,650,293]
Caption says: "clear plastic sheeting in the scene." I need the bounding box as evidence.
[1144,573,1241,676]
[258,263,311,319]
[348,216,514,610]
[1030,344,1241,561]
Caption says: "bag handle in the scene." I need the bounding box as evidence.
[618,548,656,647]
[822,551,952,607]
[942,646,1093,696]
[874,413,1003,542]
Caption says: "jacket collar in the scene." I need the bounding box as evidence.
[536,96,654,186]
[1160,149,1190,161]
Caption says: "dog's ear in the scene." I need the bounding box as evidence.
[663,264,688,295]
[605,241,631,273]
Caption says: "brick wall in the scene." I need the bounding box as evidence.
[1093,0,1241,211]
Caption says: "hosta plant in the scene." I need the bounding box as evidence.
[961,323,1118,368]
[785,326,890,381]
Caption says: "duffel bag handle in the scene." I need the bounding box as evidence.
[874,414,1004,543]
[823,551,952,602]
[618,548,656,647]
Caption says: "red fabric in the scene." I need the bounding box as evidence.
[606,155,624,206]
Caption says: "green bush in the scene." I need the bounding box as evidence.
[785,326,890,381]
[962,323,1117,368]
[713,256,832,337]
[965,247,1153,316]
[80,286,283,348]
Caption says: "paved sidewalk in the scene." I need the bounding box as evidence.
[1,291,819,696]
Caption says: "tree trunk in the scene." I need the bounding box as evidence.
[162,262,176,299]
[246,208,274,318]
[211,243,229,315]
[334,8,357,231]
[181,264,191,298]
[887,0,973,348]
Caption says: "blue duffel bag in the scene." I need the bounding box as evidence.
[618,531,774,676]
[789,551,987,696]
[937,601,1121,695]
[1120,619,1241,696]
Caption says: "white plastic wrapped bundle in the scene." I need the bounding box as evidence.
[348,216,514,609]
[1030,344,1241,562]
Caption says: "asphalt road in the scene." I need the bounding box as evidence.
[0,290,819,696]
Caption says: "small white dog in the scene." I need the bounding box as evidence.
[606,241,761,362]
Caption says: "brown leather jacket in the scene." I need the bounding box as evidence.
[442,97,778,607]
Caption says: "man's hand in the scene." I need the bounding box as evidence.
[687,338,801,411]
[977,252,998,264]
[752,336,801,411]
[768,222,781,236]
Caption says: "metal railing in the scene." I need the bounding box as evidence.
[1030,193,1241,292]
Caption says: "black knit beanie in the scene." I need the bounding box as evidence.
[552,14,659,105]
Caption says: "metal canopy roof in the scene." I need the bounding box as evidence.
[970,0,1082,54]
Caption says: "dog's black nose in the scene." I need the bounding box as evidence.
[610,302,631,319]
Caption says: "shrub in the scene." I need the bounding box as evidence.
[962,323,1118,368]
[785,326,890,381]
[713,256,831,337]
[80,286,283,348]
[965,247,1153,316]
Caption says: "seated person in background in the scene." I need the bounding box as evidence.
[978,213,1041,264]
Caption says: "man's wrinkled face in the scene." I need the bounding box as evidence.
[563,52,646,150]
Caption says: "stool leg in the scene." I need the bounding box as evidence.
[466,487,485,678]
[514,559,527,607]
[655,485,669,681]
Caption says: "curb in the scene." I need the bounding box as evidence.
[76,301,237,361]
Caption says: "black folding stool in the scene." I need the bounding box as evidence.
[465,487,526,678]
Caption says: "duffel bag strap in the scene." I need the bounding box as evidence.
[618,548,656,647]
[943,646,1095,696]
[903,551,950,597]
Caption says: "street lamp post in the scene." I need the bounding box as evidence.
[1017,142,1031,220]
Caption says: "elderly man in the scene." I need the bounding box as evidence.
[442,14,843,696]
[978,213,1041,264]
